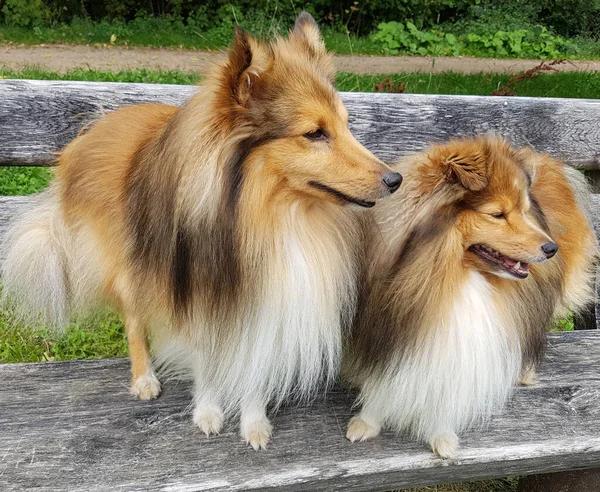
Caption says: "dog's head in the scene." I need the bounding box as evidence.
[211,12,400,208]
[425,137,557,280]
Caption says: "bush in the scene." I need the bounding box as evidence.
[0,0,597,41]
[372,21,570,59]
[2,0,48,27]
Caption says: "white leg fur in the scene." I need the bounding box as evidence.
[192,384,224,437]
[240,399,272,451]
[429,432,459,459]
[346,413,382,442]
[193,404,224,437]
[130,368,161,400]
[351,272,521,457]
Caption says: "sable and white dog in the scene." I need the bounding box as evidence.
[344,136,596,457]
[2,13,401,449]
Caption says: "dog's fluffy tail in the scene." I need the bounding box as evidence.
[2,187,101,329]
[564,167,596,227]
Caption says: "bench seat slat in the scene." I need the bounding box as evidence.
[0,79,599,168]
[0,331,599,492]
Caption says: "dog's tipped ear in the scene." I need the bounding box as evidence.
[441,152,488,191]
[291,12,327,58]
[225,27,273,107]
[516,146,541,186]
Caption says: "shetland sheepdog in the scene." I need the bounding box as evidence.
[2,13,401,450]
[344,136,596,457]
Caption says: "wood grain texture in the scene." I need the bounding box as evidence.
[1,79,600,168]
[0,331,599,492]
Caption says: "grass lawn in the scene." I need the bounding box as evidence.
[0,66,589,492]
[1,18,599,60]
[3,66,600,98]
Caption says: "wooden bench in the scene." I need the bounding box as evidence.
[0,79,599,492]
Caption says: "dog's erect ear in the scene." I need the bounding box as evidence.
[225,27,273,108]
[441,152,488,191]
[516,146,541,186]
[290,12,327,59]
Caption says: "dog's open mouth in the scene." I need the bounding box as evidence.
[469,244,530,279]
[308,181,375,208]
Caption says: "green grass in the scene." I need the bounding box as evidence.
[0,18,384,55]
[3,66,600,99]
[0,166,53,195]
[336,71,600,99]
[0,310,127,364]
[1,17,599,60]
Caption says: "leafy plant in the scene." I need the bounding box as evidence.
[1,0,48,27]
[372,21,462,56]
[372,21,571,59]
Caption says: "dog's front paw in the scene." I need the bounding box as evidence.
[130,371,161,400]
[241,417,272,451]
[429,432,459,458]
[193,404,224,438]
[346,415,381,442]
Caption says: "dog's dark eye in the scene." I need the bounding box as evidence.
[304,129,327,141]
[491,212,506,219]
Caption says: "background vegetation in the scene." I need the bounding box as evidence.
[0,0,599,58]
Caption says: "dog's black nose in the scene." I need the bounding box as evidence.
[383,172,403,193]
[542,242,558,258]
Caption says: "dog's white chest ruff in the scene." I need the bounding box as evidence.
[360,271,522,439]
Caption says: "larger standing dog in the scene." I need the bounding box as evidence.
[2,13,402,449]
[344,136,596,457]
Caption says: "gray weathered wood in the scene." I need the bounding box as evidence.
[1,79,600,169]
[0,331,599,492]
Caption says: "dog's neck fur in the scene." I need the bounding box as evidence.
[139,94,361,410]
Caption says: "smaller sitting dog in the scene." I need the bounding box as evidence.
[344,136,597,457]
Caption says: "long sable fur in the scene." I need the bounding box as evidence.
[2,13,395,451]
[345,136,597,457]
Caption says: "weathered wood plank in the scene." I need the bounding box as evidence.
[1,79,600,168]
[0,331,599,492]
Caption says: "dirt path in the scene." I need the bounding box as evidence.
[1,44,599,75]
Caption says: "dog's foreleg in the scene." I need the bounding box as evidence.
[240,397,272,450]
[125,314,161,400]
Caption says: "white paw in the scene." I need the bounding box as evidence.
[519,366,538,386]
[429,432,459,458]
[346,415,381,442]
[241,417,272,451]
[193,405,224,437]
[130,372,161,400]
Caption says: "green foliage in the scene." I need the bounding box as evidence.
[337,71,600,99]
[372,21,460,56]
[2,0,49,27]
[0,309,128,363]
[0,1,598,59]
[372,22,571,59]
[0,167,53,195]
[0,0,598,41]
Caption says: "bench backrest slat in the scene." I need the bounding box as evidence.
[1,79,600,168]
